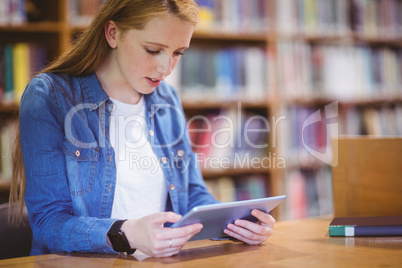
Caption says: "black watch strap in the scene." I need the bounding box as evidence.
[108,220,135,255]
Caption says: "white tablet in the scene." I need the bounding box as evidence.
[171,195,286,241]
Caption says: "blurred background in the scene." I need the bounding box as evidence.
[0,0,401,220]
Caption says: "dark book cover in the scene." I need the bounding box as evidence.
[329,215,402,237]
[0,45,4,99]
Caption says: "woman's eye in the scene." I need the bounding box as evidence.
[175,51,185,56]
[146,48,160,55]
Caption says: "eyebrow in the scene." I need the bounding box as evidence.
[144,41,189,50]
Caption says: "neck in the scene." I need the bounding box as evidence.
[96,51,141,104]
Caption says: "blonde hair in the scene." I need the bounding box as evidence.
[9,0,199,223]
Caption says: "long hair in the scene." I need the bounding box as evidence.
[9,0,199,223]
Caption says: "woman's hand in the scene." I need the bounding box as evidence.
[121,212,202,258]
[223,209,275,245]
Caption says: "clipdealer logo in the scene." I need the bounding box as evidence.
[302,101,339,167]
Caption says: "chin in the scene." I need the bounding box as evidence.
[140,87,157,95]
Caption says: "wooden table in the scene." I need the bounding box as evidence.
[1,217,401,267]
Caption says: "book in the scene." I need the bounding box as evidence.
[195,0,270,33]
[329,215,402,237]
[0,43,47,103]
[205,175,268,203]
[0,0,27,25]
[0,120,17,179]
[4,44,14,102]
[216,176,236,202]
[178,46,268,102]
[286,170,307,219]
[284,167,333,220]
[70,0,104,25]
[0,45,4,99]
[12,43,30,103]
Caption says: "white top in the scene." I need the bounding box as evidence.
[109,96,167,219]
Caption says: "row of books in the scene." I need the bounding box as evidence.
[343,104,402,136]
[196,0,269,33]
[69,0,106,26]
[0,121,16,181]
[4,0,402,40]
[276,0,402,38]
[277,104,402,167]
[188,108,269,166]
[205,175,268,202]
[277,41,402,101]
[277,104,338,167]
[285,167,333,220]
[276,0,350,35]
[0,0,26,25]
[0,43,47,103]
[167,46,271,102]
[352,0,402,38]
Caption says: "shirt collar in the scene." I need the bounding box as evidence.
[79,73,169,112]
[78,73,110,111]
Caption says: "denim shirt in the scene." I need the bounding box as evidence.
[19,72,218,255]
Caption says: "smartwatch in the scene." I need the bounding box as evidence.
[107,220,136,255]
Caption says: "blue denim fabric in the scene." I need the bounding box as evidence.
[19,72,218,255]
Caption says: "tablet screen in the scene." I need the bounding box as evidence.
[171,195,286,241]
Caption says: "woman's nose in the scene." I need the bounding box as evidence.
[156,55,173,76]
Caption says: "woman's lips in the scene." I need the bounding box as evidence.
[146,77,161,87]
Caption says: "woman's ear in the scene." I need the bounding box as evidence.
[104,20,118,48]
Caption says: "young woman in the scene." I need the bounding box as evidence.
[10,0,275,258]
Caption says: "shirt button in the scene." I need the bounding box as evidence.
[170,184,175,191]
[177,150,184,157]
[161,157,167,164]
[75,150,80,157]
[149,130,154,136]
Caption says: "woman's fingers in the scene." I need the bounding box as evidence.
[224,226,264,245]
[123,212,203,257]
[168,222,203,239]
[251,209,276,228]
[223,211,276,245]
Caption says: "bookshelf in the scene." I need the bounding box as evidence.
[0,0,401,220]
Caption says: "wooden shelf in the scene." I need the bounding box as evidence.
[181,99,269,110]
[201,166,269,178]
[0,22,63,33]
[192,31,269,43]
[274,32,402,46]
[284,95,402,107]
[353,34,402,46]
[285,158,330,171]
[0,180,11,192]
[274,32,354,43]
[342,96,402,107]
[0,102,19,113]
